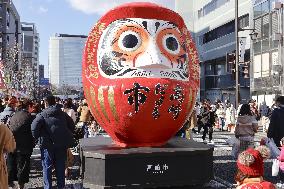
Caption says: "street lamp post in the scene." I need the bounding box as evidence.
[235,0,239,109]
[235,1,258,108]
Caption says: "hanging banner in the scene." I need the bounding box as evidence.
[0,61,6,89]
[239,37,246,63]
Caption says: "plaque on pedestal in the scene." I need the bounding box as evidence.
[80,136,213,189]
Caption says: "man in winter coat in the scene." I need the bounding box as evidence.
[0,123,16,188]
[31,95,76,189]
[7,99,34,189]
[267,96,284,147]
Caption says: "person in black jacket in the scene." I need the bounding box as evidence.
[267,96,284,147]
[31,95,75,189]
[0,98,5,113]
[7,99,34,189]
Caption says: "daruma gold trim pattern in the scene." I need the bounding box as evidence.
[108,86,119,123]
[188,90,196,116]
[98,86,110,122]
[90,86,104,124]
[85,87,96,119]
[186,88,192,113]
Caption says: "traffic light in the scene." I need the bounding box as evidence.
[226,52,236,80]
[241,62,250,78]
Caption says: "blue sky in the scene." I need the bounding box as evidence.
[13,0,175,78]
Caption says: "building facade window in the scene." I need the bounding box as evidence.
[198,9,203,18]
[198,0,230,19]
[251,0,282,97]
[262,14,269,38]
[201,14,249,44]
[262,53,270,77]
[253,0,274,18]
[239,14,249,29]
[253,55,261,78]
[254,3,262,18]
[262,39,269,51]
[203,20,234,44]
[204,57,227,89]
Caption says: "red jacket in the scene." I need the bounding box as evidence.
[237,181,275,189]
[237,177,275,189]
[278,146,284,170]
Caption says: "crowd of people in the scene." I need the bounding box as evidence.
[0,95,99,189]
[182,98,274,145]
[1,93,284,188]
[175,96,284,188]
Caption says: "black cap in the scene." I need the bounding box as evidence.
[276,96,284,105]
[43,95,56,106]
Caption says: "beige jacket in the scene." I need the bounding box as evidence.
[0,124,16,189]
[185,110,197,140]
[77,105,91,122]
[235,115,258,137]
[189,110,197,130]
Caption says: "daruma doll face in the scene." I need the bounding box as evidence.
[82,2,199,147]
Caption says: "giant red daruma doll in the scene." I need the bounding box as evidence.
[82,2,199,147]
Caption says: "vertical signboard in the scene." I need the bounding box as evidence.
[239,37,246,63]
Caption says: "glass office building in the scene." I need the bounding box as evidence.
[49,34,87,89]
[251,0,282,106]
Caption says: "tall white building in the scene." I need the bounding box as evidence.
[176,0,252,104]
[49,34,87,89]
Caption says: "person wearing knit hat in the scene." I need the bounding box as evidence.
[235,146,275,189]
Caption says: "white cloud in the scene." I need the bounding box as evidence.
[66,0,175,15]
[38,6,48,13]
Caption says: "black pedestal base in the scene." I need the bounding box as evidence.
[80,136,213,189]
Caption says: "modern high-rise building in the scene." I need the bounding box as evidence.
[250,0,282,106]
[49,34,87,89]
[0,0,21,71]
[39,64,44,79]
[21,22,39,98]
[176,0,252,105]
[21,22,39,75]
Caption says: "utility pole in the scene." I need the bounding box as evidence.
[235,0,239,109]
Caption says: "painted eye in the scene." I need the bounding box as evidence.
[118,31,141,52]
[162,34,180,55]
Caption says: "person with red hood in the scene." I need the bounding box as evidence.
[235,146,275,188]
